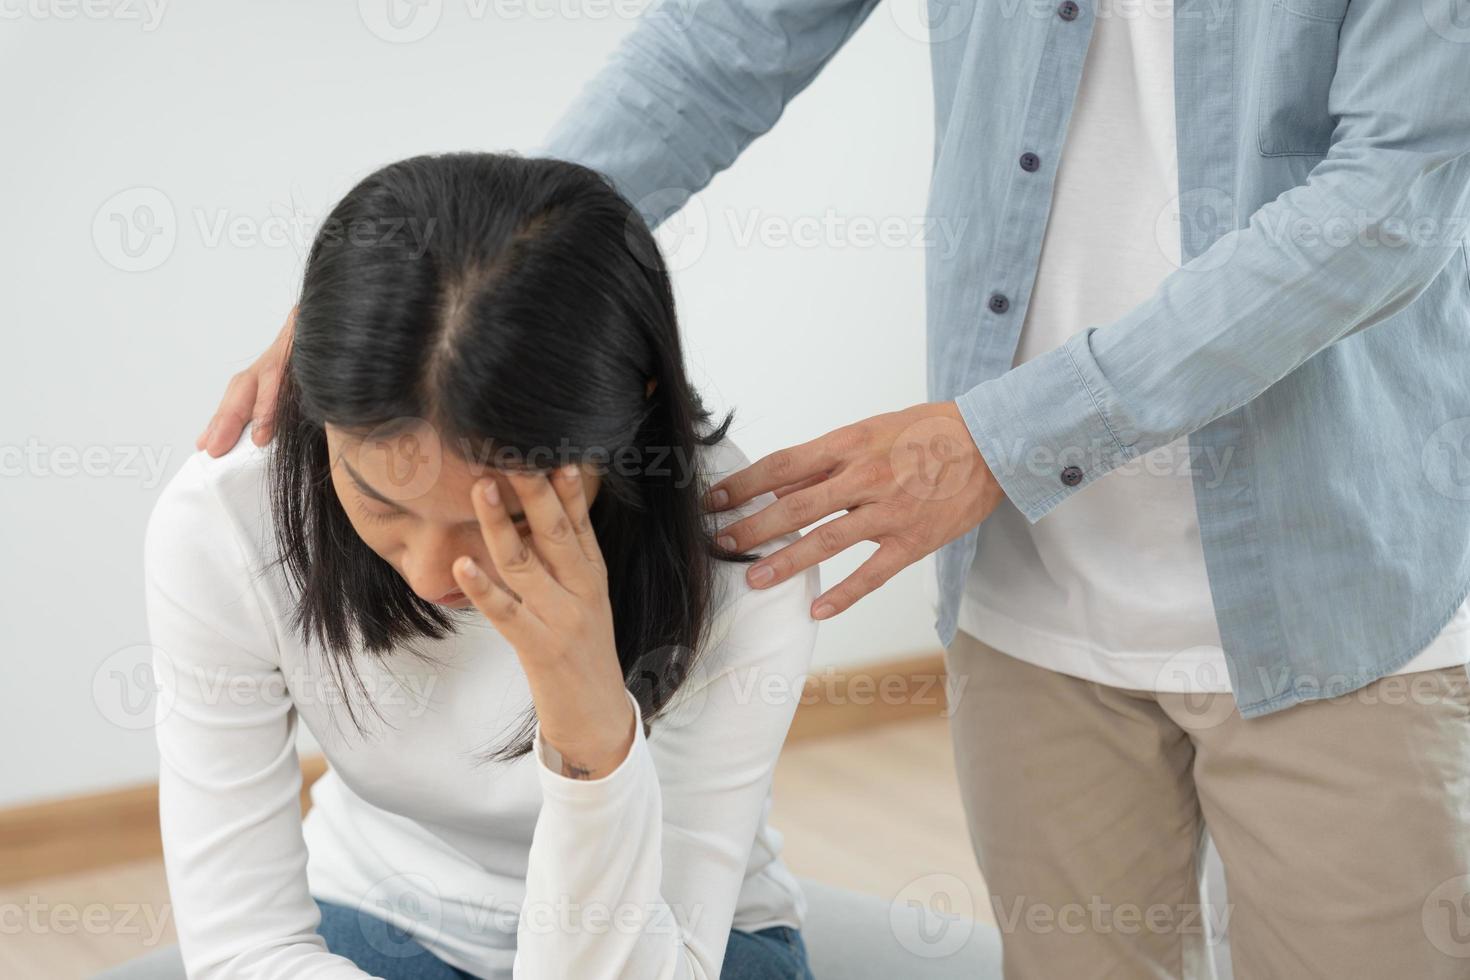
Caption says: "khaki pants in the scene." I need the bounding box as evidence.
[943,629,1470,980]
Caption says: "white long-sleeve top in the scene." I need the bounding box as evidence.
[142,425,819,980]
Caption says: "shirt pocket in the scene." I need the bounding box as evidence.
[1256,0,1349,158]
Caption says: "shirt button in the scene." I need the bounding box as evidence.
[1060,465,1084,487]
[1019,151,1041,172]
[1058,1,1080,20]
[988,292,1010,314]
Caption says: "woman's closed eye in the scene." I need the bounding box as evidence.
[355,499,402,525]
[354,498,531,532]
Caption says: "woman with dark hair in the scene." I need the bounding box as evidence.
[141,151,820,979]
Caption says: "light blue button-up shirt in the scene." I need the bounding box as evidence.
[538,0,1470,717]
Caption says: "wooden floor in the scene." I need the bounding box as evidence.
[3,715,991,978]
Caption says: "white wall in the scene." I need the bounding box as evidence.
[0,0,942,808]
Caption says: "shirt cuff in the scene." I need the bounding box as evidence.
[956,330,1138,523]
[532,689,646,800]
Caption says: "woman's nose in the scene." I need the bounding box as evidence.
[404,530,476,602]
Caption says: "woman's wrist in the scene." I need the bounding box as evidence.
[538,690,638,780]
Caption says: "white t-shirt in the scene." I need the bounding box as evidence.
[143,424,818,979]
[957,0,1470,692]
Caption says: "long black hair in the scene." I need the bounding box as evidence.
[264,151,755,762]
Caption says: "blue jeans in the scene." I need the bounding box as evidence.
[314,897,814,979]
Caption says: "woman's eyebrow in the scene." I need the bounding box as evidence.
[342,458,408,510]
[342,458,527,521]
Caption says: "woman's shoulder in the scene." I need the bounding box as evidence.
[149,423,274,548]
[144,423,282,623]
[691,426,822,676]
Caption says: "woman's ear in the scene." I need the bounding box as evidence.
[644,377,658,399]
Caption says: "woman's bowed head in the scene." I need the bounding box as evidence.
[205,175,1005,641]
[266,151,757,775]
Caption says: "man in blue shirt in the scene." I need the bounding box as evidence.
[204,1,1470,975]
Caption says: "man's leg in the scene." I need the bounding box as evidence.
[1171,664,1470,980]
[944,629,1217,979]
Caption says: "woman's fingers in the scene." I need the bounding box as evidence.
[458,476,560,654]
[452,555,550,651]
[470,477,554,598]
[556,464,606,573]
[503,467,601,594]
